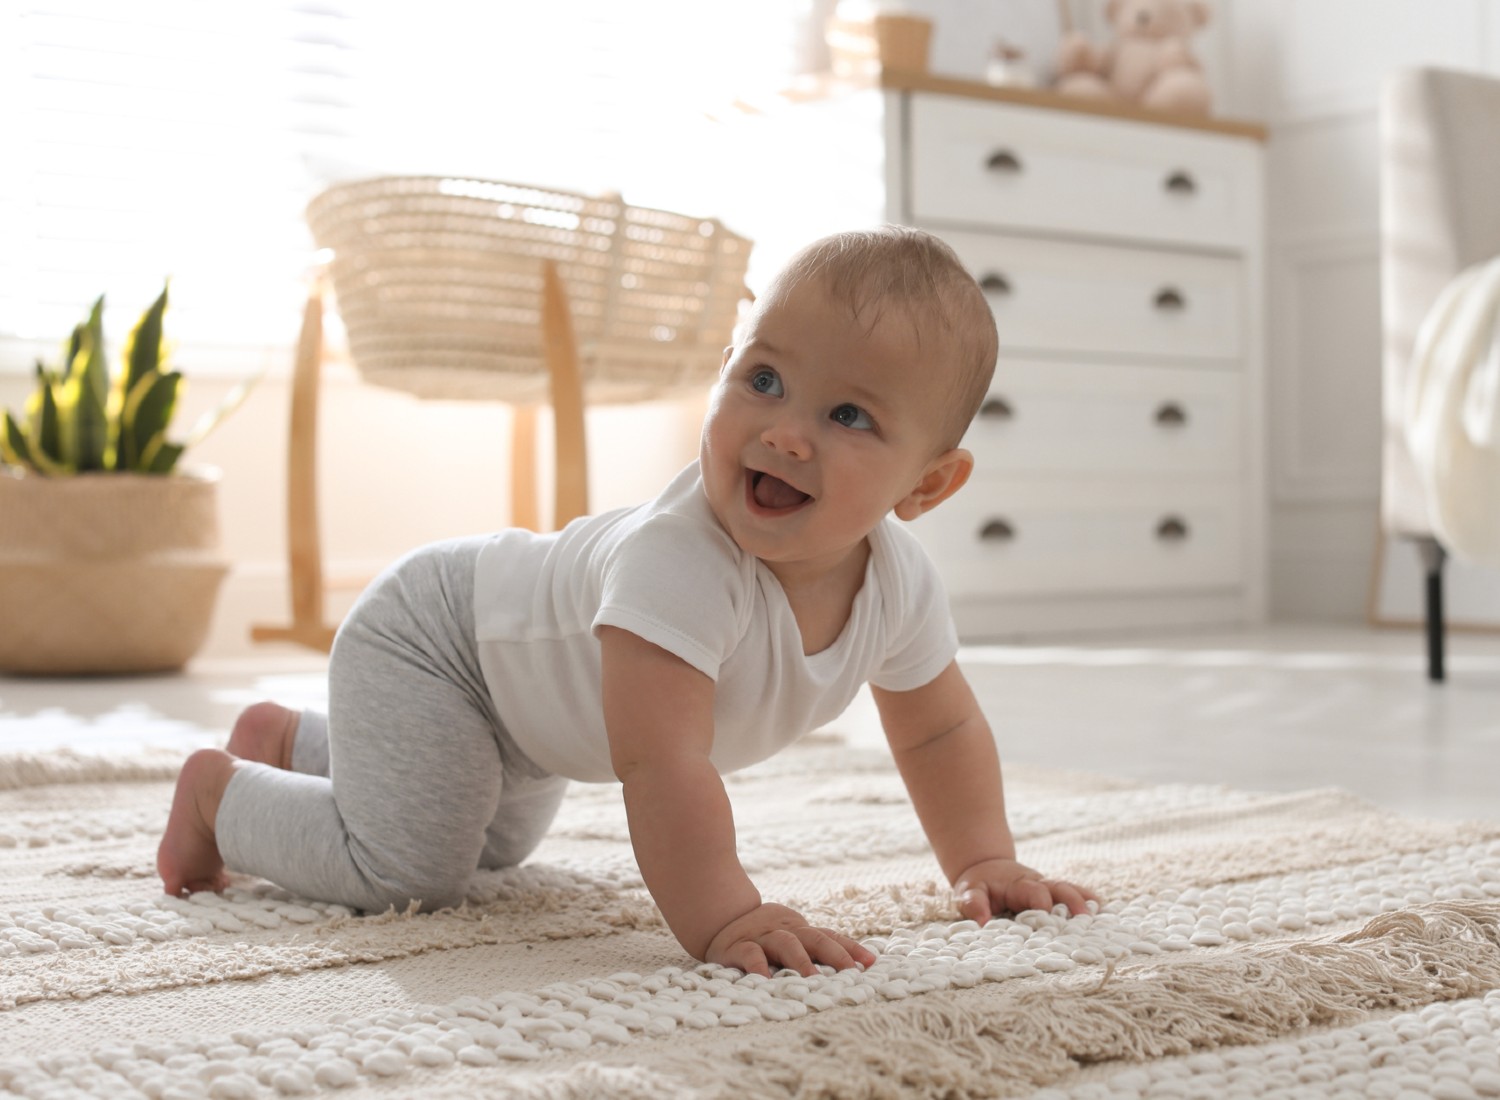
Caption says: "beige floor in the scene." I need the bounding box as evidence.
[3,624,1497,823]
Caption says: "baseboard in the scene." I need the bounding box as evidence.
[951,590,1257,642]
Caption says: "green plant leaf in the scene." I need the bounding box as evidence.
[76,297,110,406]
[139,433,184,475]
[121,282,168,412]
[34,358,59,390]
[55,298,110,470]
[61,297,98,381]
[51,374,77,469]
[119,370,152,471]
[4,285,245,479]
[2,410,37,471]
[29,379,72,475]
[74,363,110,473]
[120,369,180,472]
[26,365,65,468]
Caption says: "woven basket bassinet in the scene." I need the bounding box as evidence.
[306,177,753,405]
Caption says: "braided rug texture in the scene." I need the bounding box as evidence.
[3,739,1500,1099]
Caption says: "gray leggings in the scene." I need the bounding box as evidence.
[216,537,569,913]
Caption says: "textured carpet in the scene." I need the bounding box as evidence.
[3,737,1500,1099]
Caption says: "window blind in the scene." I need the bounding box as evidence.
[1,1,359,364]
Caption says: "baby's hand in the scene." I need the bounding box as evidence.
[704,903,876,978]
[953,858,1097,924]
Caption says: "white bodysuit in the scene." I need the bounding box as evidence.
[474,461,959,782]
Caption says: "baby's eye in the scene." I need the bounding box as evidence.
[830,404,873,430]
[749,368,783,396]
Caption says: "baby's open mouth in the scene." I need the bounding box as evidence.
[749,470,812,511]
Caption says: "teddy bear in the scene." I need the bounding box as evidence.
[1052,0,1213,116]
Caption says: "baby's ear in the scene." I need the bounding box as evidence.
[893,449,973,521]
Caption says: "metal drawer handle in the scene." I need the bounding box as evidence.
[1154,401,1187,427]
[1156,515,1190,542]
[1154,286,1186,311]
[986,149,1024,173]
[979,518,1016,542]
[979,272,1012,296]
[979,396,1014,420]
[1164,169,1197,194]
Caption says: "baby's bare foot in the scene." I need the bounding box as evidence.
[157,749,237,897]
[225,701,298,769]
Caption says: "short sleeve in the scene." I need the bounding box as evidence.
[592,512,748,681]
[867,522,959,692]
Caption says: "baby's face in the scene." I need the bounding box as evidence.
[699,280,959,583]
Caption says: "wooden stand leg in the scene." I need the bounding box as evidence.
[541,260,588,528]
[510,405,540,531]
[251,276,339,653]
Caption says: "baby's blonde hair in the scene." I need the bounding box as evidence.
[751,226,998,449]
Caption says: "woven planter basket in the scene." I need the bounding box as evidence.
[306,177,754,405]
[0,468,230,675]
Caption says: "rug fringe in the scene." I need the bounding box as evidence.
[0,747,187,791]
[603,900,1500,1100]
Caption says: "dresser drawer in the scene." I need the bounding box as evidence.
[910,480,1243,598]
[966,359,1243,477]
[908,94,1259,249]
[943,230,1243,360]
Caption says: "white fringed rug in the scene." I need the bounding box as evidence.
[3,738,1500,1099]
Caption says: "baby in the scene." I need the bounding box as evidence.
[159,226,1095,977]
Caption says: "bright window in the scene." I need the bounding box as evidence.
[1,0,811,370]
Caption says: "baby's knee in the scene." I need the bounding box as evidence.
[355,866,470,915]
[227,701,298,769]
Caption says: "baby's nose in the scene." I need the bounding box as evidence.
[761,416,812,458]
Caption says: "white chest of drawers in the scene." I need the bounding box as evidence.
[718,74,1267,639]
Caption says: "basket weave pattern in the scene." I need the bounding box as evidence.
[307,177,754,405]
[0,470,229,674]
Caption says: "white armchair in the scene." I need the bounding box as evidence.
[1380,66,1500,681]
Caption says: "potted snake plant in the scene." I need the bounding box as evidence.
[0,285,253,674]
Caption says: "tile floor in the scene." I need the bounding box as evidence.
[2,624,1497,823]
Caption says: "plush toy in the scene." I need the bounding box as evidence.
[1052,0,1213,116]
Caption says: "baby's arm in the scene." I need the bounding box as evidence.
[599,626,874,976]
[872,661,1096,923]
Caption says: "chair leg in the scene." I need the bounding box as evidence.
[1416,537,1447,683]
